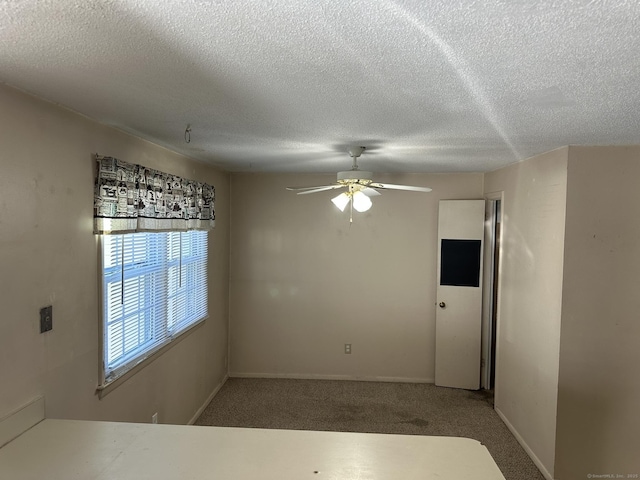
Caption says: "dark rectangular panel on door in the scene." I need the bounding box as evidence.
[440,239,482,287]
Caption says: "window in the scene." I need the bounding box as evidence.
[100,231,207,385]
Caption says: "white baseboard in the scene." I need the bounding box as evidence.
[188,374,229,425]
[495,407,554,480]
[0,397,45,448]
[229,372,434,384]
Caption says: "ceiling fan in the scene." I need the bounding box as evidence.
[286,147,432,221]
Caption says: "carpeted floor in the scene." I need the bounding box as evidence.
[195,378,544,480]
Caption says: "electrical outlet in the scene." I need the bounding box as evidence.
[345,343,351,354]
[152,412,158,424]
[40,306,53,333]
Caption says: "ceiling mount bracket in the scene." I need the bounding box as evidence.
[348,146,365,170]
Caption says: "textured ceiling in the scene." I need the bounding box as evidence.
[2,0,640,173]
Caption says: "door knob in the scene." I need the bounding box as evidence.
[439,302,446,308]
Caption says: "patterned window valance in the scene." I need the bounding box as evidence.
[94,155,215,234]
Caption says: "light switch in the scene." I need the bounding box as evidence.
[40,306,53,333]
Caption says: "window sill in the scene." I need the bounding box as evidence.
[96,317,207,399]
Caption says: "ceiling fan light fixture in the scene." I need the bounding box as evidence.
[331,192,351,212]
[352,191,372,212]
[287,146,431,222]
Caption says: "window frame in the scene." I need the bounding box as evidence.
[97,230,208,396]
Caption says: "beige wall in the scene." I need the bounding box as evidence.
[229,172,483,381]
[0,84,230,424]
[555,146,640,478]
[484,148,568,478]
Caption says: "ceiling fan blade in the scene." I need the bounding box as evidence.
[361,187,382,197]
[286,185,345,195]
[369,182,432,192]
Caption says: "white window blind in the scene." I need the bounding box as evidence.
[101,231,208,384]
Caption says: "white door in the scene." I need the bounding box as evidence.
[435,200,485,389]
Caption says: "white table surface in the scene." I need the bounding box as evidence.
[0,419,506,479]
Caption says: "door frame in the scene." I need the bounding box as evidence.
[481,192,504,391]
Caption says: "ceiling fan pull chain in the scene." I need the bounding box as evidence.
[350,201,353,224]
